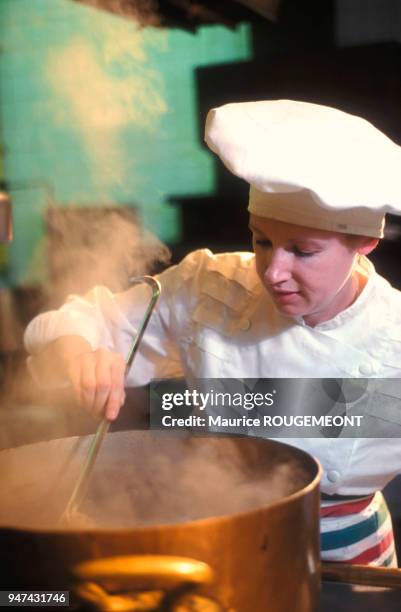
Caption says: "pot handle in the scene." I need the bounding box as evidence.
[72,554,214,589]
[72,555,217,611]
[322,562,401,588]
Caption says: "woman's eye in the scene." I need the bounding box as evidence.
[293,247,315,258]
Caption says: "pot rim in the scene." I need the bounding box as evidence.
[0,435,323,535]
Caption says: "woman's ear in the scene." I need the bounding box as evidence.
[356,237,379,256]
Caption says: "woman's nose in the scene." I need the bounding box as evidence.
[263,250,292,285]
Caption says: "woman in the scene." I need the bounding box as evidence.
[25,99,401,567]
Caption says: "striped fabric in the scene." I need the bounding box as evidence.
[320,491,398,567]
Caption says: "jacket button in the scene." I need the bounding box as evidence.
[239,319,251,331]
[359,363,373,376]
[327,470,340,483]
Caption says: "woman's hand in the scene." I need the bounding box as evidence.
[66,348,126,420]
[29,336,126,420]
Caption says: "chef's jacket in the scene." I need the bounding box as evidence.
[24,249,401,496]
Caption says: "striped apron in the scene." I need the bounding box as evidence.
[320,491,397,567]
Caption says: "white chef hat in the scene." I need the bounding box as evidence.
[204,99,401,238]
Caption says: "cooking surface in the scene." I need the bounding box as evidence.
[321,582,401,611]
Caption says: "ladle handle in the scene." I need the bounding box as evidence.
[61,276,161,520]
[322,562,401,588]
[124,276,161,370]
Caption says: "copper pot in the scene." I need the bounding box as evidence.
[0,431,321,611]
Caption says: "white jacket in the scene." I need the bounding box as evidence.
[24,249,401,496]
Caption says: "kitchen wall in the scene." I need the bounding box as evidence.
[0,0,251,286]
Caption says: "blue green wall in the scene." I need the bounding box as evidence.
[0,0,251,285]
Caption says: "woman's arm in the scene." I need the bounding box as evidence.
[24,250,212,419]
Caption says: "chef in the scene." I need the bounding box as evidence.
[24,100,401,567]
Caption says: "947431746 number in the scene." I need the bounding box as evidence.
[0,592,69,607]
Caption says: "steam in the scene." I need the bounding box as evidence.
[45,28,167,196]
[40,14,170,299]
[44,207,170,306]
[8,15,170,414]
[0,432,312,530]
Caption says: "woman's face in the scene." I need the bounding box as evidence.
[250,214,377,327]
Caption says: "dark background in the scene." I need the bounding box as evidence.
[165,0,401,290]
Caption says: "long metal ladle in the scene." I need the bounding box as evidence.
[60,275,161,522]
